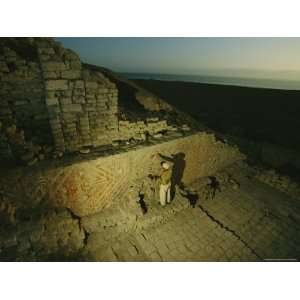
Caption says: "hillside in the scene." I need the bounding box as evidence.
[133,79,300,151]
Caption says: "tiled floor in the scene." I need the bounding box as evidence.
[83,166,300,262]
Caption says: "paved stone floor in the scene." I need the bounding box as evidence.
[81,164,300,262]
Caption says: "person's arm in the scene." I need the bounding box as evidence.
[157,152,174,163]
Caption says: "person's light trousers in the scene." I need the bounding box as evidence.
[159,183,171,206]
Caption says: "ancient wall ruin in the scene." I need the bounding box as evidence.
[0,38,193,165]
[0,132,245,217]
[0,38,121,162]
[0,38,250,261]
[0,39,49,159]
[37,39,119,152]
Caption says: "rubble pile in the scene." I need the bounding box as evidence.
[0,208,85,261]
[0,120,54,165]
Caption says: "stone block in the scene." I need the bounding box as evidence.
[86,97,96,105]
[119,120,130,126]
[0,62,9,72]
[96,103,107,110]
[42,61,67,71]
[0,107,12,116]
[84,104,96,112]
[46,97,59,106]
[60,97,72,105]
[74,80,84,89]
[73,95,86,104]
[53,136,65,144]
[97,88,108,93]
[3,235,17,248]
[73,88,85,96]
[85,81,98,89]
[147,117,159,123]
[47,106,61,116]
[40,47,55,55]
[46,80,69,91]
[46,90,56,98]
[63,49,80,61]
[86,88,97,95]
[62,90,72,98]
[70,61,82,70]
[62,113,76,122]
[43,71,59,79]
[61,70,81,79]
[96,94,106,101]
[62,104,82,113]
[14,100,28,106]
[51,126,63,134]
[39,54,50,61]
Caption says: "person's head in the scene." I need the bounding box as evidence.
[161,161,170,170]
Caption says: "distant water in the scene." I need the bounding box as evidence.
[121,72,300,90]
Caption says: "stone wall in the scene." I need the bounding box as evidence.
[0,207,85,261]
[117,117,183,142]
[0,39,49,159]
[36,38,119,153]
[0,132,245,217]
[1,38,193,162]
[0,38,120,159]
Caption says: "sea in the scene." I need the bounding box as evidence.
[121,72,300,91]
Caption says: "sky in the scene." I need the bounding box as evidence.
[56,38,300,80]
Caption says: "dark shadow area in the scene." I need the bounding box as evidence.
[170,152,186,200]
[0,205,87,262]
[138,193,148,215]
[277,163,300,183]
[43,250,86,262]
[0,38,39,62]
[180,189,199,208]
[208,176,222,199]
[171,153,186,188]
[179,176,221,208]
[159,152,186,200]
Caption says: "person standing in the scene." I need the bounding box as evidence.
[151,152,173,206]
[159,161,172,206]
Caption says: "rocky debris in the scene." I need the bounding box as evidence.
[190,169,241,201]
[181,124,191,131]
[79,148,91,154]
[0,208,85,261]
[0,119,53,165]
[52,150,63,159]
[117,117,185,143]
[112,140,120,147]
[153,133,163,139]
[254,168,300,200]
[230,178,240,190]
